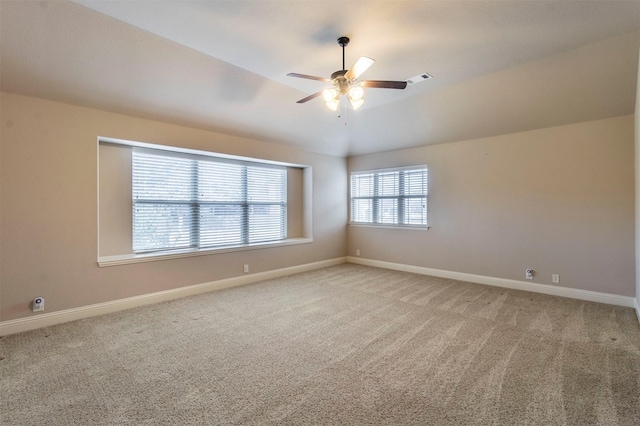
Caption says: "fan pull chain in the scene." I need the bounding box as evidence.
[336,100,348,126]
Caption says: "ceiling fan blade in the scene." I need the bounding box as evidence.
[345,57,375,80]
[362,80,408,89]
[287,73,330,82]
[296,91,323,104]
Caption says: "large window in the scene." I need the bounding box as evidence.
[132,148,287,253]
[350,166,428,227]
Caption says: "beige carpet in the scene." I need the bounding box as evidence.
[2,264,640,425]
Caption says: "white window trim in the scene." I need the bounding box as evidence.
[349,223,430,231]
[98,237,313,267]
[97,137,313,267]
[100,137,306,168]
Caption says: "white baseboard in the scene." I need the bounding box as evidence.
[0,257,347,336]
[3,256,637,336]
[347,257,636,309]
[635,299,640,325]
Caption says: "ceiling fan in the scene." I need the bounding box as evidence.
[287,36,407,111]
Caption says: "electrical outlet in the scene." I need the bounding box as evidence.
[33,297,45,312]
[243,264,249,273]
[552,274,560,284]
[525,269,534,280]
[356,249,360,256]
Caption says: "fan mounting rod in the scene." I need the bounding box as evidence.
[337,36,349,70]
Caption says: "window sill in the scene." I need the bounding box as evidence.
[349,223,430,231]
[98,237,313,267]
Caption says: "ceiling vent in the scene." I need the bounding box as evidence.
[407,73,433,85]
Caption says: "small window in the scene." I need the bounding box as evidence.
[132,148,287,253]
[350,166,428,227]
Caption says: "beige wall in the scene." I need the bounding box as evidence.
[348,116,635,297]
[0,92,347,322]
[635,49,640,312]
[98,142,132,256]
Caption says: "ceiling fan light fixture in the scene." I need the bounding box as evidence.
[348,84,365,110]
[323,88,338,102]
[326,98,340,111]
[323,88,340,111]
[350,98,364,110]
[348,85,364,101]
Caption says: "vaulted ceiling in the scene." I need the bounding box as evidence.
[1,1,639,156]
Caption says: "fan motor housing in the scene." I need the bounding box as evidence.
[331,69,347,80]
[330,70,351,95]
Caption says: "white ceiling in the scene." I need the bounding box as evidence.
[1,0,639,157]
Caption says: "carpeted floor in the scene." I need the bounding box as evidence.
[2,264,640,425]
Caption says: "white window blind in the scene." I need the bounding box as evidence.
[132,149,287,253]
[350,166,428,226]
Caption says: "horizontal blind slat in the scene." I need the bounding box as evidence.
[350,167,428,226]
[132,149,287,253]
